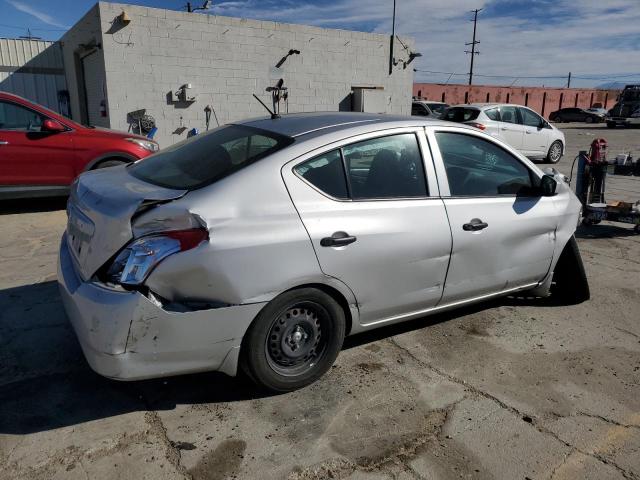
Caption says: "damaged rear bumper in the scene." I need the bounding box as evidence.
[57,235,266,380]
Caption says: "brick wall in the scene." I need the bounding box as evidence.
[413,83,621,119]
[62,2,413,146]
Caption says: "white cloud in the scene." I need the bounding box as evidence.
[208,0,640,88]
[5,0,70,29]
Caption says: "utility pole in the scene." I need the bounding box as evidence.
[567,72,572,88]
[389,0,396,75]
[465,8,482,86]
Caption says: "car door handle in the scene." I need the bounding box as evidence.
[0,140,8,145]
[463,219,489,231]
[320,231,357,247]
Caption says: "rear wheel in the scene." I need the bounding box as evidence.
[241,288,346,392]
[551,237,590,305]
[546,140,563,164]
[585,116,594,124]
[606,121,616,129]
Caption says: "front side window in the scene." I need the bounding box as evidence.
[0,101,44,131]
[435,132,534,196]
[130,125,293,189]
[519,108,543,127]
[294,133,428,200]
[499,106,519,125]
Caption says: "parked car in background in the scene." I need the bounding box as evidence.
[59,112,588,392]
[442,103,565,163]
[0,92,159,199]
[412,100,449,118]
[549,107,604,123]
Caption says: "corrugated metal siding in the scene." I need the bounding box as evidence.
[0,38,68,114]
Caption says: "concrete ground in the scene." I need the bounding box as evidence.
[1,123,639,480]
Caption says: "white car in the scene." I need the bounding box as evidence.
[442,103,565,163]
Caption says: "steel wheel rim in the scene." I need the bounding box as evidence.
[550,143,561,162]
[265,301,331,377]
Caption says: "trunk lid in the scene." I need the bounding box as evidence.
[66,165,187,280]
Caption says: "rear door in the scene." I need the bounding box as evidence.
[428,127,558,302]
[0,100,74,186]
[519,107,550,157]
[496,105,524,151]
[282,128,452,326]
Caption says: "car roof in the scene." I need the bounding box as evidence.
[233,112,454,139]
[413,100,447,105]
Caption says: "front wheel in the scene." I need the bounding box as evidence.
[241,288,346,392]
[546,140,563,164]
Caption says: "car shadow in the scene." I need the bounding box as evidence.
[0,279,564,435]
[0,197,68,215]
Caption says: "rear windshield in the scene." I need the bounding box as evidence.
[442,107,480,123]
[129,125,294,189]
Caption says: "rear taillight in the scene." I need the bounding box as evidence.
[468,122,486,130]
[106,228,208,286]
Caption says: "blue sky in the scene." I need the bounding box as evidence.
[2,0,640,88]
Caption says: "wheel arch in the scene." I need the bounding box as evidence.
[83,151,138,171]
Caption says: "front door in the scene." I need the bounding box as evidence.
[0,100,74,186]
[282,129,452,325]
[429,128,557,303]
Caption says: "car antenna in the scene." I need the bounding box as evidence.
[253,94,280,119]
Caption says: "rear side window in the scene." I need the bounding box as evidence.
[294,133,428,200]
[485,108,500,121]
[427,103,447,115]
[294,150,348,199]
[412,103,428,116]
[500,106,520,124]
[435,132,534,196]
[442,107,480,122]
[130,125,294,189]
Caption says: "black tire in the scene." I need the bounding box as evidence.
[546,140,563,164]
[585,116,594,124]
[551,236,590,305]
[606,122,616,129]
[240,288,346,392]
[94,159,128,169]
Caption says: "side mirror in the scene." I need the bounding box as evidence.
[540,174,557,196]
[42,119,66,133]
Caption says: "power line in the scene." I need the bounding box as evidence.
[413,69,640,81]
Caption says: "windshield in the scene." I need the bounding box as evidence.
[129,125,294,189]
[442,107,480,122]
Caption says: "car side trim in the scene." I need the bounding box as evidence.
[0,185,70,200]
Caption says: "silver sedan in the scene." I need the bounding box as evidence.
[58,113,589,392]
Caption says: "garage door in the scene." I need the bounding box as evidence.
[82,51,105,127]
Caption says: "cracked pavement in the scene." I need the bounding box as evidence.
[1,123,639,479]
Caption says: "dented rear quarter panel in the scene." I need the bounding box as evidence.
[141,150,357,313]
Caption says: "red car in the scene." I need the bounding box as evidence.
[0,92,158,199]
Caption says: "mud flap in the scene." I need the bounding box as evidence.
[551,236,590,305]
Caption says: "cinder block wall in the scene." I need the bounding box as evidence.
[93,1,413,146]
